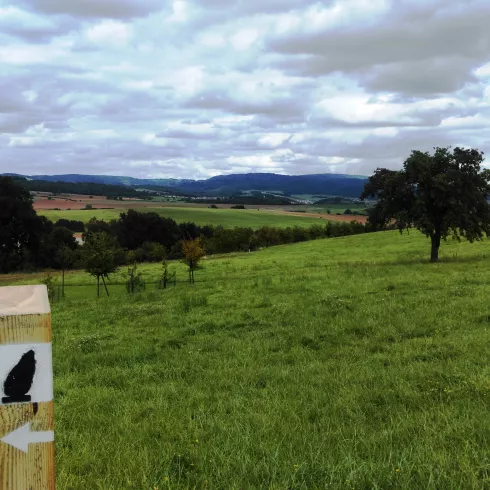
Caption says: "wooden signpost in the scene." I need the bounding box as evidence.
[0,285,55,490]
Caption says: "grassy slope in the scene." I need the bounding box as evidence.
[38,207,326,229]
[6,231,490,489]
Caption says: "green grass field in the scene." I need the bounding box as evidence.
[39,207,327,229]
[4,231,490,489]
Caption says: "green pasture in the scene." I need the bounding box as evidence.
[3,231,490,488]
[38,206,326,229]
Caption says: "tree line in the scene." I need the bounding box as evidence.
[1,176,378,275]
[80,209,373,262]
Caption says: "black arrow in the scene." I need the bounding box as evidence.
[2,350,36,404]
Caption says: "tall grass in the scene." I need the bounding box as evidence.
[4,230,490,489]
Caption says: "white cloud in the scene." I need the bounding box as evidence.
[258,133,291,148]
[0,38,72,64]
[169,0,189,23]
[86,21,132,47]
[230,28,259,50]
[0,0,489,178]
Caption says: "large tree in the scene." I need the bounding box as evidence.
[360,147,490,262]
[0,176,51,272]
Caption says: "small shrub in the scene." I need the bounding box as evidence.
[41,272,57,303]
[125,256,144,294]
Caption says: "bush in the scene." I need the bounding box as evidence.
[231,204,246,209]
[125,253,145,294]
[41,272,58,303]
[55,219,85,232]
[134,242,167,263]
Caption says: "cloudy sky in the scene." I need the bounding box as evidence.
[1,0,490,179]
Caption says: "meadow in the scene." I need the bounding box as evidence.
[4,231,490,489]
[38,206,327,229]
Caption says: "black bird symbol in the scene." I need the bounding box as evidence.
[2,350,36,404]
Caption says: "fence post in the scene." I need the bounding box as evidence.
[0,285,55,490]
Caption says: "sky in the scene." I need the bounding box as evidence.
[1,0,490,179]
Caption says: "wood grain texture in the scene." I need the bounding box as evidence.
[1,440,55,490]
[0,402,54,439]
[0,287,54,490]
[0,402,55,490]
[0,314,51,345]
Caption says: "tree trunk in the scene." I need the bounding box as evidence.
[102,276,110,297]
[430,232,441,262]
[62,268,65,297]
[97,276,100,298]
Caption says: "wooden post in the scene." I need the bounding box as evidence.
[0,285,55,490]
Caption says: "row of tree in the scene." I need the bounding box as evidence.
[80,209,374,261]
[1,176,377,275]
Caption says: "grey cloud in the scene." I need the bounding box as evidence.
[1,0,490,178]
[361,58,479,96]
[0,23,73,43]
[188,0,329,29]
[295,126,488,172]
[14,0,165,19]
[185,88,311,123]
[268,1,490,96]
[156,130,216,140]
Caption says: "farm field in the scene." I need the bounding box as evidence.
[33,192,368,225]
[307,203,369,215]
[4,231,490,489]
[38,206,336,229]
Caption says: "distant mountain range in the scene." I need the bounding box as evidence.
[3,172,368,198]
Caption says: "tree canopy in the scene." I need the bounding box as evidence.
[361,147,490,262]
[181,238,205,284]
[0,176,52,272]
[83,232,120,296]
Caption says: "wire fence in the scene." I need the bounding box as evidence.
[47,277,180,303]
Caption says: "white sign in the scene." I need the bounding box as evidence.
[0,343,53,405]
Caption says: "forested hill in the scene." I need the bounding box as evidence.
[6,176,153,199]
[3,172,368,198]
[179,173,367,197]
